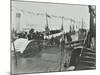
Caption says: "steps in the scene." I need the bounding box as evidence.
[80,56,96,62]
[76,48,96,70]
[76,65,96,70]
[81,52,96,58]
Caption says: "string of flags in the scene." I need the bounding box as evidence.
[12,6,85,31]
[12,6,77,23]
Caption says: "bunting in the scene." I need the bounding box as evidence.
[12,6,77,23]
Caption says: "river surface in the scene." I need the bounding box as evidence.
[11,33,78,74]
[11,47,72,74]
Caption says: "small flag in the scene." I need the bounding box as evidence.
[47,14,51,18]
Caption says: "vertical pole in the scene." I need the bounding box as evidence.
[12,31,17,66]
[70,19,73,33]
[61,16,64,31]
[46,12,48,27]
[45,12,49,39]
[59,17,64,71]
[81,18,84,29]
[62,16,64,26]
[13,40,17,66]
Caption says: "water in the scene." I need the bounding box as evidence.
[11,47,61,74]
[11,33,78,74]
[11,47,72,74]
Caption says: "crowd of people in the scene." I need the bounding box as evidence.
[47,36,61,47]
[12,29,60,47]
[16,29,44,40]
[12,28,75,47]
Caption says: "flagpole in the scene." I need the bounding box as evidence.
[46,12,48,27]
[45,12,50,39]
[61,16,64,31]
[59,16,64,71]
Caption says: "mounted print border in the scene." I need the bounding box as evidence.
[10,0,96,75]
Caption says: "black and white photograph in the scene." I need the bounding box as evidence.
[11,0,96,74]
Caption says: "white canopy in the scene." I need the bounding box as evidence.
[11,38,31,53]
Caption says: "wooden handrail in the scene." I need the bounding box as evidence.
[65,39,84,45]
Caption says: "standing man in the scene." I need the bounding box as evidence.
[67,33,72,47]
